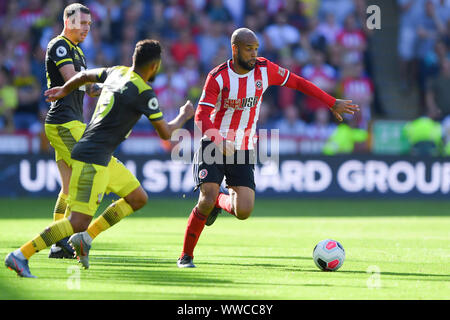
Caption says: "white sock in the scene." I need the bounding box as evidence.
[82,232,93,245]
[13,249,26,261]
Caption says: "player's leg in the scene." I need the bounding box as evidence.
[47,159,78,258]
[63,160,110,269]
[79,157,144,246]
[227,186,255,220]
[213,150,256,221]
[5,210,90,278]
[178,142,225,267]
[53,159,71,221]
[45,121,85,258]
[4,160,106,277]
[45,121,86,222]
[178,182,220,268]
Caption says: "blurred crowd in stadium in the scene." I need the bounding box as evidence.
[0,0,449,156]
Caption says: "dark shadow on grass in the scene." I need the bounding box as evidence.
[337,269,450,280]
[82,255,233,289]
[198,259,450,281]
[229,255,312,260]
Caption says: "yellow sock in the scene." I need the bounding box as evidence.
[53,192,68,221]
[87,199,133,240]
[20,218,74,260]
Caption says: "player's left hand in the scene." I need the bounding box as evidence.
[180,100,195,120]
[44,86,69,102]
[330,99,360,122]
[86,83,103,98]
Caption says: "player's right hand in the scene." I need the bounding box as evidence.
[218,139,236,156]
[44,86,69,102]
[180,100,195,120]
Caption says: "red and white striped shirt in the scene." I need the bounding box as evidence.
[197,57,336,150]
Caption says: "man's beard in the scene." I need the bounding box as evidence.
[237,55,255,71]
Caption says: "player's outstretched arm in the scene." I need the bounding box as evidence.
[330,99,360,122]
[282,71,359,121]
[44,68,106,102]
[152,100,195,140]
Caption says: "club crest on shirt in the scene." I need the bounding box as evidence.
[199,169,208,179]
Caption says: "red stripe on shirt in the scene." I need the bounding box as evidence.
[226,76,247,142]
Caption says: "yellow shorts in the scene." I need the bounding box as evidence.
[67,157,141,216]
[45,120,86,166]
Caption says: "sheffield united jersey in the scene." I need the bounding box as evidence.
[198,57,291,150]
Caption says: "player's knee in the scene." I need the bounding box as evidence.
[197,195,216,214]
[234,205,253,220]
[125,187,148,211]
[68,212,91,232]
[131,191,148,211]
[198,185,220,214]
[235,209,252,220]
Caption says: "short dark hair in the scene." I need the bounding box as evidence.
[63,3,90,21]
[133,39,162,67]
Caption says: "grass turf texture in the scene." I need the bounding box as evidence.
[0,197,449,300]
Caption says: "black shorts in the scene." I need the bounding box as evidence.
[193,140,256,191]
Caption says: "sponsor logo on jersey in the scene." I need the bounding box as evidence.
[224,96,260,110]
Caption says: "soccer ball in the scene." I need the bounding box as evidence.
[313,239,345,271]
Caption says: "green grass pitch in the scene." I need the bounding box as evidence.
[0,197,449,300]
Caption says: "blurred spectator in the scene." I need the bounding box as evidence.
[336,13,367,66]
[416,0,447,92]
[223,0,245,26]
[314,13,342,46]
[207,0,234,23]
[12,57,42,134]
[301,49,338,121]
[323,121,368,155]
[306,107,336,141]
[403,116,442,156]
[319,0,355,25]
[196,17,229,72]
[17,0,44,30]
[153,63,189,123]
[397,0,423,80]
[263,11,301,52]
[338,62,374,129]
[0,66,18,132]
[274,105,307,137]
[425,57,450,120]
[170,30,200,67]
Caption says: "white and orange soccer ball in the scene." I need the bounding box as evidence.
[313,239,345,271]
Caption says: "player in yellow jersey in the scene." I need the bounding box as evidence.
[5,39,194,277]
[44,3,101,258]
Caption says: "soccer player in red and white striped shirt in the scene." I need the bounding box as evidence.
[177,28,359,268]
